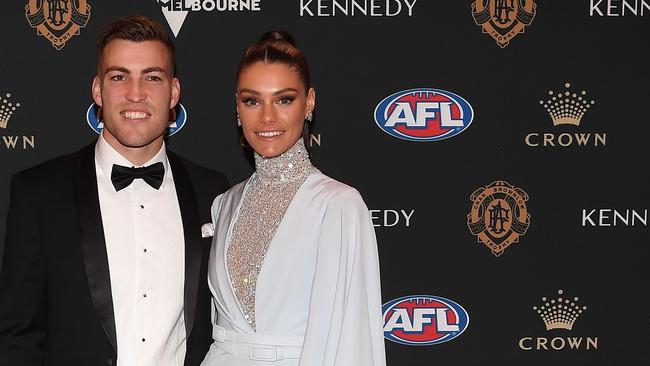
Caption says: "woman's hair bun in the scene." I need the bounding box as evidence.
[237,30,311,91]
[258,30,297,47]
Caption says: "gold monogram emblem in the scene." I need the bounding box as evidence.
[467,181,531,256]
[25,0,91,50]
[471,0,536,48]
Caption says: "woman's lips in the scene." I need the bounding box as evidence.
[256,130,285,137]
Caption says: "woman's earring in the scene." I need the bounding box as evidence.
[239,135,251,148]
[305,112,313,122]
[237,114,242,127]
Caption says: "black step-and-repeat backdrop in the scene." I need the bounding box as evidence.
[1,1,648,365]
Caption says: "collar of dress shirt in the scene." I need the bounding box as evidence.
[94,132,170,191]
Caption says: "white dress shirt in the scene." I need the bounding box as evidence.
[95,134,186,366]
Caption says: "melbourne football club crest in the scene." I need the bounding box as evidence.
[25,0,91,50]
[467,181,531,256]
[471,0,536,48]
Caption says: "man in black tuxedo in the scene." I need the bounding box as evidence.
[0,16,228,366]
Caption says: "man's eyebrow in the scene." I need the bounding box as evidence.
[104,66,129,74]
[103,66,168,74]
[142,66,167,74]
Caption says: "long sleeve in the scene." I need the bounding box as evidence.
[299,188,386,366]
[0,174,47,365]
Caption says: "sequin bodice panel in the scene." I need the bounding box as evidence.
[226,140,315,330]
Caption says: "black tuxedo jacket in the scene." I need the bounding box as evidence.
[0,143,229,366]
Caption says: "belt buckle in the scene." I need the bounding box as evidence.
[249,345,280,361]
[213,326,226,342]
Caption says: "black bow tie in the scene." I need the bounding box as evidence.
[111,162,165,192]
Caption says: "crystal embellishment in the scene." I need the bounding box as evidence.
[226,139,315,329]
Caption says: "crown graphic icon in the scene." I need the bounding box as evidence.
[532,289,587,331]
[539,83,595,126]
[0,93,21,129]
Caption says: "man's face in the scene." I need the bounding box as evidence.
[92,39,179,156]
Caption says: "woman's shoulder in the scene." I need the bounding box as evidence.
[211,176,251,208]
[307,171,366,208]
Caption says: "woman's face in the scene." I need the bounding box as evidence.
[237,61,315,158]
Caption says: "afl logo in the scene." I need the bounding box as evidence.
[86,103,187,137]
[374,88,474,142]
[383,295,469,346]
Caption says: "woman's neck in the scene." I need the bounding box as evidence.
[254,139,314,184]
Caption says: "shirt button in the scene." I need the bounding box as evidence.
[143,293,147,298]
[142,338,146,342]
[143,248,147,253]
[140,204,144,209]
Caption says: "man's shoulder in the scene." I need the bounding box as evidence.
[167,150,229,189]
[13,143,94,185]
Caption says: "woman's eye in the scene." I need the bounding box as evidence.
[243,98,260,106]
[277,96,295,105]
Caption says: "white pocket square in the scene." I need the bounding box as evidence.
[201,223,215,238]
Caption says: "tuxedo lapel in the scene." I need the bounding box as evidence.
[167,152,201,337]
[74,143,118,354]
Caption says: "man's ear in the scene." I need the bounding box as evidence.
[170,77,180,108]
[92,76,102,106]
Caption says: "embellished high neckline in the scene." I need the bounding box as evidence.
[228,138,316,330]
[254,139,315,184]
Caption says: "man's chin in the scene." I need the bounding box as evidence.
[118,137,165,149]
[102,125,165,149]
[109,134,165,150]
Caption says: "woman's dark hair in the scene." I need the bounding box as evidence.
[237,31,311,92]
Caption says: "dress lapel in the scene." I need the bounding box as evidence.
[74,143,118,354]
[213,179,251,331]
[167,152,201,337]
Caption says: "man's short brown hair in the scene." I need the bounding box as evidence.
[96,15,176,75]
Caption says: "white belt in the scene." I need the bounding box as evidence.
[212,324,303,362]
